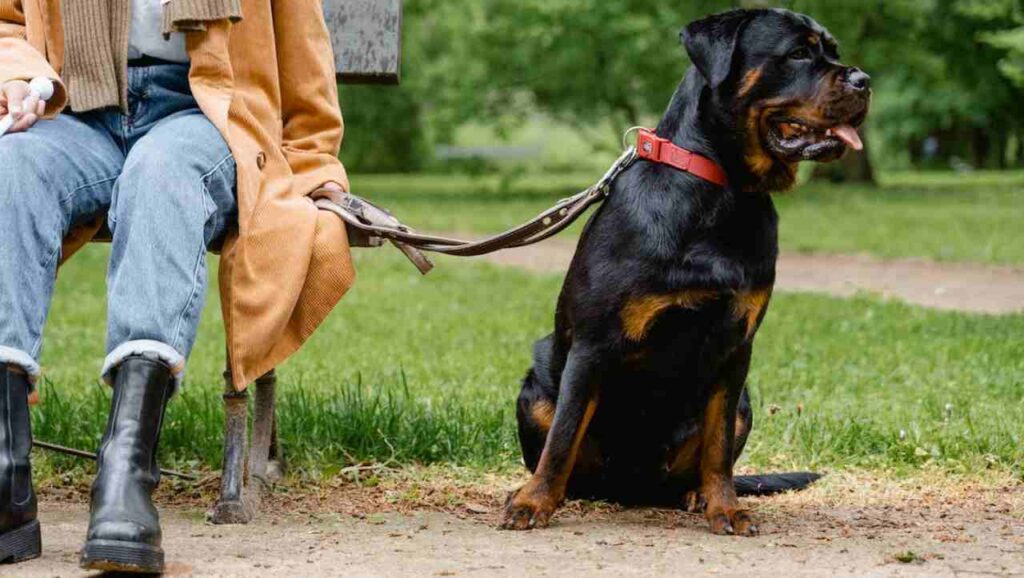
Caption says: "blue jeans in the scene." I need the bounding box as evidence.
[0,63,237,389]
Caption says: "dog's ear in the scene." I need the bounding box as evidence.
[682,10,753,89]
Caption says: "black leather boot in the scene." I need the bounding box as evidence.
[0,365,40,564]
[80,355,173,573]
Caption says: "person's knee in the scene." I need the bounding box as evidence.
[113,146,205,225]
[113,144,234,245]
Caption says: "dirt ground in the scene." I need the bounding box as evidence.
[11,472,1023,578]
[16,248,1022,577]
[474,239,1024,315]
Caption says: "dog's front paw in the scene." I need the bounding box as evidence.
[706,508,759,537]
[501,484,559,531]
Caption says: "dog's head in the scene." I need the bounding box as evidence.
[683,9,871,190]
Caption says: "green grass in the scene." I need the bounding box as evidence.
[775,171,1024,264]
[33,242,1024,481]
[354,169,1024,265]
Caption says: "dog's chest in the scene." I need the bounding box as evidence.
[620,286,771,346]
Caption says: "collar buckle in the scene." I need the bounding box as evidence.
[636,129,663,161]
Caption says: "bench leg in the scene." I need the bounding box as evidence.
[251,371,283,484]
[211,367,255,524]
[211,366,281,525]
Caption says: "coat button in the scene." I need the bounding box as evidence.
[256,152,267,170]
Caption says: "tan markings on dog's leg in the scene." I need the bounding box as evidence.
[735,414,750,442]
[732,288,773,338]
[542,399,597,493]
[621,290,717,342]
[700,388,755,535]
[530,399,556,432]
[738,68,763,99]
[668,431,702,475]
[505,399,599,529]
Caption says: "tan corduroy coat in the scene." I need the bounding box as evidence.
[0,0,355,389]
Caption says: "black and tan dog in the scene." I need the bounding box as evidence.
[504,8,870,536]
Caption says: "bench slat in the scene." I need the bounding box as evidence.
[324,0,402,85]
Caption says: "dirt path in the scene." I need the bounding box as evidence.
[472,239,1024,314]
[15,474,1024,577]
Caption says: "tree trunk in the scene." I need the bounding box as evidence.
[970,127,990,169]
[811,131,877,185]
[1017,131,1024,167]
[907,137,922,168]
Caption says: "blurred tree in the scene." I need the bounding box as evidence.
[340,0,487,173]
[968,0,1024,166]
[469,0,731,148]
[471,0,885,182]
[340,0,1024,174]
[964,0,1024,86]
[339,85,432,173]
[982,25,1024,86]
[852,0,1023,169]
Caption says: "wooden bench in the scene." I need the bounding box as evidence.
[91,0,403,525]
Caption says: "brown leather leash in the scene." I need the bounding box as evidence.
[312,147,640,275]
[313,128,730,275]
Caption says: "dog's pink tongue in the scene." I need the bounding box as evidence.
[832,124,863,151]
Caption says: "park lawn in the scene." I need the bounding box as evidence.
[353,169,1024,265]
[32,244,1024,483]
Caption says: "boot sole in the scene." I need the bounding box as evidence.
[80,539,164,573]
[0,519,41,564]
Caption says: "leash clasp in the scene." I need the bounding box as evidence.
[594,146,639,196]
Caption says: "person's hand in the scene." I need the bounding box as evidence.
[0,80,47,133]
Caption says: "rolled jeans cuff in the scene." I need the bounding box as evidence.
[0,346,41,385]
[102,340,186,391]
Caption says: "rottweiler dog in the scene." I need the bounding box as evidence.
[504,8,870,536]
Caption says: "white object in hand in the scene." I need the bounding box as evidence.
[0,77,56,137]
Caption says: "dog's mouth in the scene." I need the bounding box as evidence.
[764,110,867,163]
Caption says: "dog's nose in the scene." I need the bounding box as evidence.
[845,67,871,91]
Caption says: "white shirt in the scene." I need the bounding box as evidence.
[128,0,190,63]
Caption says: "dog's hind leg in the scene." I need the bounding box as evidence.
[515,335,560,473]
[734,387,753,459]
[516,369,554,474]
[503,342,603,531]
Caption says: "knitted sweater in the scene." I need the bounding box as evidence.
[61,0,240,111]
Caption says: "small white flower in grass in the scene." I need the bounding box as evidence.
[899,429,907,441]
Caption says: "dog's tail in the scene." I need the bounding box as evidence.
[733,472,822,496]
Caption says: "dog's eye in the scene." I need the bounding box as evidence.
[788,48,813,61]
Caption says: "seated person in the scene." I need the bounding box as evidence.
[0,0,354,572]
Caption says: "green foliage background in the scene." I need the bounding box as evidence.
[339,0,1024,174]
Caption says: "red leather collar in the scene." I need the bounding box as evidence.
[636,129,728,187]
